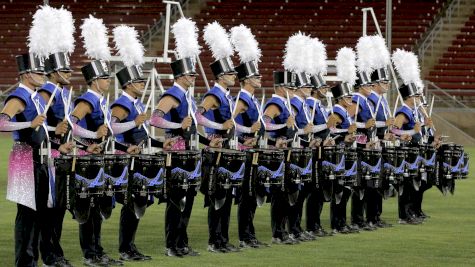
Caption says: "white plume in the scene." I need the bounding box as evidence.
[336,47,357,86]
[203,21,233,60]
[356,36,376,74]
[171,18,201,60]
[305,37,327,75]
[53,6,75,54]
[230,24,261,63]
[391,49,421,86]
[113,25,145,67]
[283,32,310,73]
[80,15,111,60]
[372,35,390,69]
[28,5,58,58]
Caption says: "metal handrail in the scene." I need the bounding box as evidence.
[424,80,475,111]
[416,0,461,62]
[141,0,189,52]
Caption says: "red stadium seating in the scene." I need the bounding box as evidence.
[0,0,163,91]
[427,10,475,95]
[161,0,445,94]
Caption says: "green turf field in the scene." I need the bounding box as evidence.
[0,134,474,266]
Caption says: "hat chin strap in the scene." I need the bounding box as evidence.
[184,75,195,88]
[28,72,44,87]
[57,72,70,85]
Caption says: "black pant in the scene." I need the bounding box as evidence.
[351,188,366,225]
[165,191,184,249]
[288,184,310,236]
[119,204,140,253]
[237,190,257,242]
[413,180,432,216]
[365,188,381,223]
[79,204,104,259]
[270,189,289,239]
[398,181,416,220]
[330,186,351,230]
[15,159,48,267]
[306,187,325,231]
[39,207,66,264]
[208,190,233,247]
[177,189,196,249]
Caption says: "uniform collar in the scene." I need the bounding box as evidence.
[214,83,229,95]
[122,91,137,102]
[272,94,286,102]
[354,92,367,100]
[240,88,253,98]
[293,95,304,103]
[18,83,35,95]
[87,88,103,99]
[173,82,187,94]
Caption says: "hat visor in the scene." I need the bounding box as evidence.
[57,68,73,73]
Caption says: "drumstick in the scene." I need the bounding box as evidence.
[61,86,73,138]
[373,95,383,119]
[392,94,400,118]
[285,91,295,130]
[255,95,265,138]
[138,93,153,130]
[311,99,317,123]
[429,95,435,116]
[354,97,360,121]
[35,83,60,131]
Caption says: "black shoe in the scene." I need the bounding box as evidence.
[132,250,152,261]
[179,246,200,256]
[224,243,241,252]
[57,257,74,267]
[419,211,430,219]
[98,254,123,266]
[375,220,393,228]
[271,237,293,245]
[398,218,422,225]
[331,229,340,235]
[82,257,104,267]
[207,244,226,253]
[358,222,376,231]
[251,239,269,247]
[239,240,258,249]
[348,224,361,233]
[119,251,143,261]
[314,226,331,237]
[303,231,317,240]
[165,248,183,257]
[287,234,301,244]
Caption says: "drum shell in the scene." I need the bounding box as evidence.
[130,153,166,197]
[74,155,105,196]
[248,148,285,195]
[103,154,130,195]
[283,148,313,186]
[166,150,202,190]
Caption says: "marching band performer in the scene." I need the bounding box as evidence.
[196,21,240,253]
[351,36,377,232]
[285,33,315,242]
[109,25,152,261]
[366,35,395,228]
[263,70,297,244]
[71,16,123,266]
[229,24,267,248]
[304,37,334,237]
[150,17,204,257]
[327,47,358,234]
[391,49,424,225]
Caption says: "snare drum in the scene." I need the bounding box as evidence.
[103,154,130,197]
[74,155,105,198]
[360,148,382,188]
[166,150,201,191]
[202,148,246,191]
[130,153,166,198]
[340,148,358,187]
[283,148,313,187]
[321,146,345,181]
[251,149,285,194]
